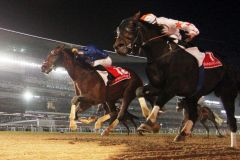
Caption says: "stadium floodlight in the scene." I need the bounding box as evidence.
[221,110,226,114]
[204,100,220,105]
[54,67,68,74]
[23,91,34,101]
[235,115,240,119]
[20,48,25,52]
[0,53,41,68]
[0,52,67,75]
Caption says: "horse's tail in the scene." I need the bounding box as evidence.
[213,111,224,126]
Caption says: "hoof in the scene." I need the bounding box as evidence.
[152,123,160,133]
[174,133,186,142]
[137,121,160,133]
[101,129,110,136]
[217,135,224,138]
[69,120,77,131]
[137,123,153,133]
[95,121,103,129]
[137,131,144,136]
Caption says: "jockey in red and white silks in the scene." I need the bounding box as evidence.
[141,13,204,66]
[140,13,199,44]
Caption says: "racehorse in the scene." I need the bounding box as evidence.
[113,12,240,147]
[96,103,139,135]
[41,45,143,136]
[176,98,224,137]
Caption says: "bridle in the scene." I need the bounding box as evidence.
[43,48,63,71]
[117,21,168,54]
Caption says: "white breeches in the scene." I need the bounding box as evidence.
[93,57,112,67]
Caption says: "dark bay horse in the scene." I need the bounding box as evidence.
[176,98,224,137]
[113,12,240,147]
[41,46,143,135]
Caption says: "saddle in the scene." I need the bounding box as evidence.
[95,65,131,86]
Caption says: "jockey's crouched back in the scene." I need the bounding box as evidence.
[72,45,115,81]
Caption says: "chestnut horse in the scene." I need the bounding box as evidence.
[41,46,143,135]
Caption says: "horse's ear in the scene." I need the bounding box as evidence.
[133,11,141,22]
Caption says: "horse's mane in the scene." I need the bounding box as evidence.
[62,47,95,71]
[139,20,176,42]
[139,20,164,35]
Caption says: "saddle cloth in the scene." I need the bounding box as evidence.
[202,52,223,69]
[185,47,222,68]
[97,66,131,86]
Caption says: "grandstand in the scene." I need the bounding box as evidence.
[0,28,239,135]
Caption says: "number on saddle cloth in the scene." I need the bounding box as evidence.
[96,66,131,86]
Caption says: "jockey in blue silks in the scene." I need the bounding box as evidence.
[72,45,115,81]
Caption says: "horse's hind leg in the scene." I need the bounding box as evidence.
[219,85,238,147]
[102,82,140,136]
[174,98,199,142]
[200,119,209,137]
[213,121,224,137]
[209,112,224,137]
[121,121,130,135]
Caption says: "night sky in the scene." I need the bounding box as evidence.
[0,0,239,62]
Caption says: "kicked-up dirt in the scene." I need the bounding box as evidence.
[0,132,239,160]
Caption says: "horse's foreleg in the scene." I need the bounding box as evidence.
[136,87,151,118]
[95,114,111,129]
[101,106,128,136]
[138,92,173,133]
[138,97,151,118]
[221,93,238,148]
[174,98,198,142]
[101,119,120,136]
[211,119,224,137]
[208,111,224,137]
[69,104,77,131]
[200,119,209,137]
[122,121,130,135]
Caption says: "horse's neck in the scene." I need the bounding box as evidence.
[62,52,89,81]
[141,26,172,62]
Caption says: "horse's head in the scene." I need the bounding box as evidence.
[41,45,65,74]
[113,12,142,56]
[113,12,166,57]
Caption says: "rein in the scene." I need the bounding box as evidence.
[136,23,169,47]
[141,33,168,47]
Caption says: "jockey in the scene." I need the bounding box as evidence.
[72,45,115,81]
[141,13,205,67]
[140,13,199,46]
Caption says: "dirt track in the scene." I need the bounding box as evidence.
[0,132,240,160]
